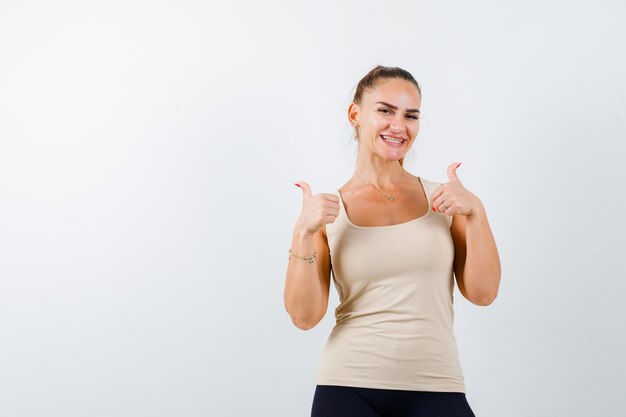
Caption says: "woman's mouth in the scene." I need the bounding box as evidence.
[380,135,406,147]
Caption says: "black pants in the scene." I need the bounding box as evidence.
[311,385,476,417]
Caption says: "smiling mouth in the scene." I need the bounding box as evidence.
[380,135,406,144]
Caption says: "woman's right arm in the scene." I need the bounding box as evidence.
[284,224,332,331]
[283,181,337,331]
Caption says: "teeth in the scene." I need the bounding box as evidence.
[382,135,404,143]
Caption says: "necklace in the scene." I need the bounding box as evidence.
[354,169,405,202]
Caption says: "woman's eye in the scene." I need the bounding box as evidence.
[378,108,419,120]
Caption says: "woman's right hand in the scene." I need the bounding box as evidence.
[293,181,340,236]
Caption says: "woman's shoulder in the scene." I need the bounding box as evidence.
[403,172,439,190]
[415,175,443,188]
[411,173,435,184]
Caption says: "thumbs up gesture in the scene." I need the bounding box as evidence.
[293,181,340,236]
[430,162,481,217]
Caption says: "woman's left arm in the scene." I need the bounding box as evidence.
[431,163,501,306]
[450,202,501,306]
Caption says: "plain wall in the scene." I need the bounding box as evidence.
[1,0,625,416]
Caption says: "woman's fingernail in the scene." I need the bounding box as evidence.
[294,182,301,188]
[456,162,462,168]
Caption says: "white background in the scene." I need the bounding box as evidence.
[1,1,625,416]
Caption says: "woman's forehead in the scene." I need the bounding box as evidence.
[366,81,421,107]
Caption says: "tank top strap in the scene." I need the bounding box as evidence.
[418,177,437,201]
[420,177,452,228]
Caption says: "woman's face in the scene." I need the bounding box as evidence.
[349,78,421,163]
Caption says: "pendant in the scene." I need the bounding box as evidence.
[387,195,394,201]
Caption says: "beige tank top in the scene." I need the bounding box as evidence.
[315,176,466,393]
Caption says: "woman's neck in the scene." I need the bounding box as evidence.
[353,161,406,189]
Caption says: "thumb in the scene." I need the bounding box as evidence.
[294,181,313,198]
[447,162,462,183]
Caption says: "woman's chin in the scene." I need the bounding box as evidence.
[376,146,405,160]
[376,137,408,158]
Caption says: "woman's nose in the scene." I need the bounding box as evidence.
[390,117,404,132]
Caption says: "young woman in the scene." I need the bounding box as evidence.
[284,65,501,417]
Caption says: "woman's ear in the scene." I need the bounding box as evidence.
[347,102,360,127]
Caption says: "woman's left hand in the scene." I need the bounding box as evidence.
[430,162,482,218]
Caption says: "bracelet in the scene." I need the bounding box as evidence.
[288,248,316,263]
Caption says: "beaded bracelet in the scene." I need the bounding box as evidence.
[288,248,317,263]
